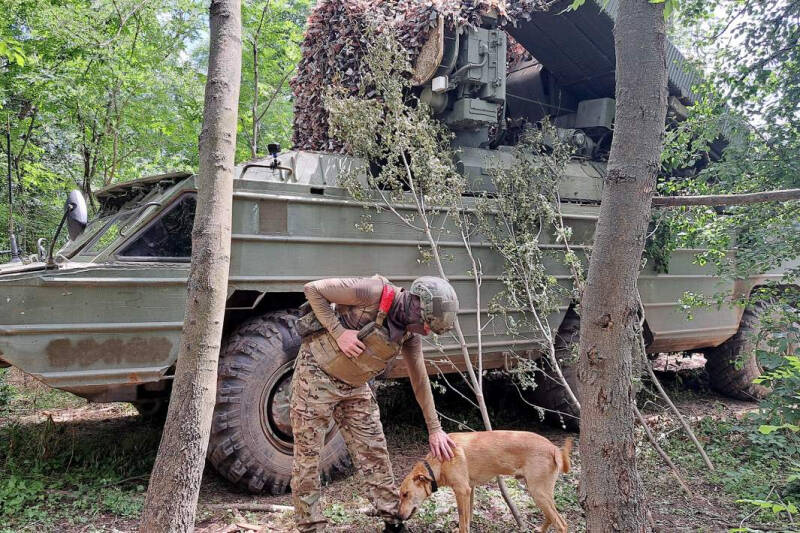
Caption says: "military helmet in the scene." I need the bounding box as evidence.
[409,276,459,334]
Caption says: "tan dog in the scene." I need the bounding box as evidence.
[398,431,572,533]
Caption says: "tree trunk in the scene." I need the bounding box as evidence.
[576,1,667,531]
[138,1,241,532]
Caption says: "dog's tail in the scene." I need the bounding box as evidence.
[557,438,573,474]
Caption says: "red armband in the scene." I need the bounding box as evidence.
[375,286,396,327]
[379,286,396,314]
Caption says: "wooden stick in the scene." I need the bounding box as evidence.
[652,188,800,207]
[642,355,715,471]
[633,403,693,496]
[636,295,715,471]
[203,503,293,513]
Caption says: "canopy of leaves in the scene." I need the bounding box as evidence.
[654,1,799,280]
[0,0,308,258]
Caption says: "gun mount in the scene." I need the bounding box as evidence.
[410,0,698,155]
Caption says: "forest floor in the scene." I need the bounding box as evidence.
[0,356,796,533]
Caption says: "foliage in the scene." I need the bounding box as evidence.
[0,369,13,408]
[0,409,160,528]
[658,94,800,279]
[237,0,310,160]
[473,126,584,415]
[659,414,799,530]
[325,28,464,218]
[326,27,582,421]
[0,0,208,257]
[657,6,800,517]
[0,0,309,260]
[478,126,581,327]
[657,0,800,280]
[749,287,800,435]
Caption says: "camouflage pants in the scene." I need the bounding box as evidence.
[290,344,399,532]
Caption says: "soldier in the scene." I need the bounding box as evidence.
[290,275,459,532]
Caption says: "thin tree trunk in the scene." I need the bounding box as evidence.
[252,37,259,158]
[250,1,269,158]
[138,1,241,531]
[576,1,667,531]
[398,154,523,527]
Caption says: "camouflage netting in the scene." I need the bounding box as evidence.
[290,0,553,152]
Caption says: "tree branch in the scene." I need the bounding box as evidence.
[255,65,296,124]
[633,403,692,496]
[652,188,800,207]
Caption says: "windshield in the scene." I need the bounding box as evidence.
[87,211,137,252]
[118,194,195,260]
[69,209,138,257]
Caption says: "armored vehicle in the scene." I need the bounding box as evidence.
[1,1,794,493]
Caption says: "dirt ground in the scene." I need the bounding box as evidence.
[0,362,790,533]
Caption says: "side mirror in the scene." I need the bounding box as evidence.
[46,189,88,266]
[65,189,88,240]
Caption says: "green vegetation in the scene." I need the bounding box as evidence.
[0,411,160,531]
[652,4,800,528]
[1,0,799,531]
[655,414,799,530]
[0,371,85,413]
[0,0,308,259]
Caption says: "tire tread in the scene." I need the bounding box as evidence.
[207,311,351,494]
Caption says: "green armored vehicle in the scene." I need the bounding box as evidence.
[1,2,794,494]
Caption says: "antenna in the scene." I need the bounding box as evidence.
[6,115,21,263]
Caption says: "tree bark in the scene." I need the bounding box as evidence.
[138,1,241,532]
[576,1,667,531]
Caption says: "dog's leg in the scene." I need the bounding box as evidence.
[529,487,566,533]
[454,487,472,533]
[469,489,474,528]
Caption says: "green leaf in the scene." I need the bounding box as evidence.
[758,424,800,434]
[565,0,586,12]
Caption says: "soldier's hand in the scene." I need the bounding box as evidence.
[429,430,456,461]
[337,329,365,359]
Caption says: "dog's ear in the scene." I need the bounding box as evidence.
[413,473,429,484]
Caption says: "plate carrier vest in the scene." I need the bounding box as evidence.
[299,283,409,387]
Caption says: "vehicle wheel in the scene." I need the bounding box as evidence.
[704,301,771,401]
[525,310,581,429]
[207,311,351,494]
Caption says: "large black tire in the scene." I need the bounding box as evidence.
[704,301,771,401]
[207,311,351,494]
[525,310,581,429]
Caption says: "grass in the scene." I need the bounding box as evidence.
[646,414,800,530]
[0,415,160,531]
[0,371,161,532]
[0,370,798,532]
[0,368,86,413]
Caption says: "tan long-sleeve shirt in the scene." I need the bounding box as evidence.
[304,277,442,434]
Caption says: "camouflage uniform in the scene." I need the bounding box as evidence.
[290,277,442,532]
[291,345,398,531]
